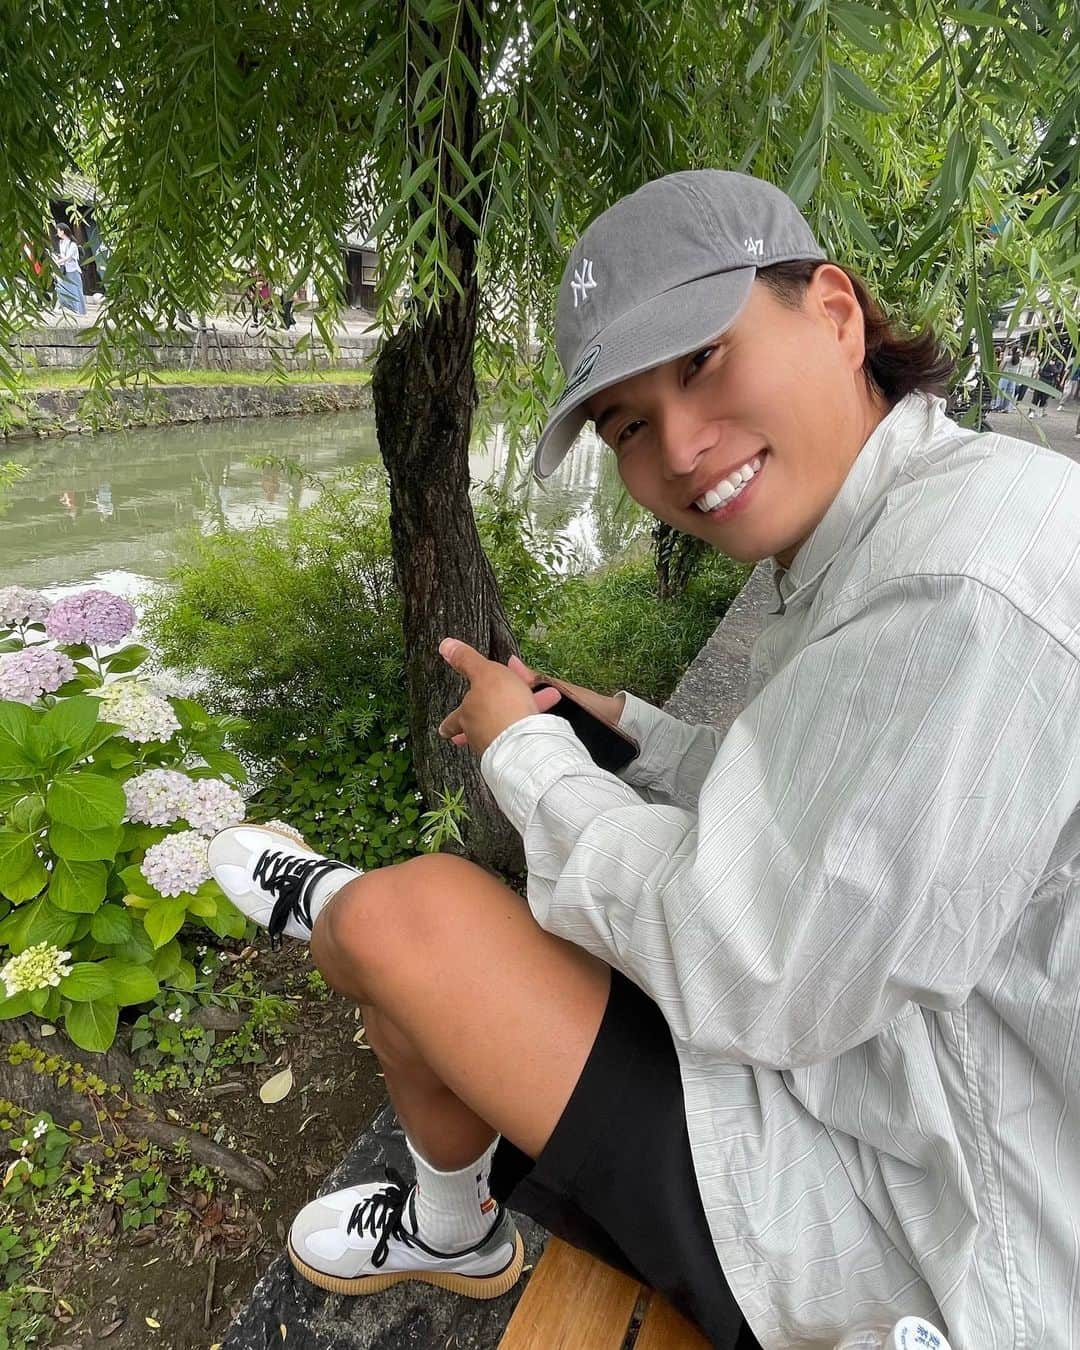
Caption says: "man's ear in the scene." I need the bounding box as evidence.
[808,264,866,373]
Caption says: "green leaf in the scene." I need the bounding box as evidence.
[113,917,156,965]
[149,936,182,979]
[47,820,122,862]
[38,696,106,761]
[0,830,41,895]
[59,961,116,1002]
[24,896,80,949]
[829,62,891,114]
[49,858,108,913]
[46,771,126,831]
[144,899,187,949]
[0,702,39,779]
[0,990,32,1021]
[120,863,159,899]
[90,905,133,944]
[103,644,150,675]
[97,958,159,1006]
[64,998,119,1052]
[203,900,247,940]
[172,958,197,991]
[2,850,47,904]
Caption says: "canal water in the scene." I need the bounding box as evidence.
[2,411,645,600]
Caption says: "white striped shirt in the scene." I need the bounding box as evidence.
[482,393,1080,1348]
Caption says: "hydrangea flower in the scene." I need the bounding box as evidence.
[1,943,73,997]
[44,589,136,644]
[96,681,180,743]
[0,648,76,704]
[140,830,211,898]
[182,778,245,835]
[124,768,195,826]
[0,586,51,627]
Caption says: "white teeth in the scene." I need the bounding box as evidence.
[693,454,764,513]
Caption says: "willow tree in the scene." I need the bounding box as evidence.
[2,0,1077,866]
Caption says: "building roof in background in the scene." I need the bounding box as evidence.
[55,171,96,206]
[341,225,376,252]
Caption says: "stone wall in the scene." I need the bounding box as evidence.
[10,323,376,372]
[3,380,373,440]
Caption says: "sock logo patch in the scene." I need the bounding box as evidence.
[480,1197,496,1215]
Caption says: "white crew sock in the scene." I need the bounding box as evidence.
[406,1135,500,1252]
[305,865,358,929]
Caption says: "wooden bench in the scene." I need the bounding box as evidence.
[498,1237,710,1349]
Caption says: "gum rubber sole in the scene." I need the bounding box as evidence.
[287,1230,525,1299]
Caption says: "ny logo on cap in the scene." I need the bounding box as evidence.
[571,258,597,307]
[744,237,764,257]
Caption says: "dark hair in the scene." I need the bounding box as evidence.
[757,259,954,402]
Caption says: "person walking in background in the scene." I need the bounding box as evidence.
[1000,346,1021,410]
[1015,347,1037,407]
[50,222,86,315]
[1031,354,1062,418]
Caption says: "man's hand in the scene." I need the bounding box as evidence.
[437,639,561,757]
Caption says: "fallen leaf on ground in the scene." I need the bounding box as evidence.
[259,1067,294,1104]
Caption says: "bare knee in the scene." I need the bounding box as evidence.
[309,853,488,994]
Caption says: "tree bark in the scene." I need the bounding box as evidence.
[371,0,524,873]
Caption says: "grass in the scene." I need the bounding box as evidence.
[13,367,371,390]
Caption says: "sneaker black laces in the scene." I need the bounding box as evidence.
[251,848,345,946]
[346,1167,414,1269]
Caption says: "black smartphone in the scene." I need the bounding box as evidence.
[532,678,640,773]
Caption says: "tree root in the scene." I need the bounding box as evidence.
[0,1018,273,1192]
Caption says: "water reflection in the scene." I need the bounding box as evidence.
[2,412,643,598]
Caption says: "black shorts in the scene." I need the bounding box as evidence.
[489,969,762,1350]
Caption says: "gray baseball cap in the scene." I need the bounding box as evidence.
[533,170,826,480]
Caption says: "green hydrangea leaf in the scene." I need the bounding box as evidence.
[97,958,159,1006]
[64,998,119,1052]
[60,961,116,1002]
[49,859,108,913]
[144,900,186,950]
[47,821,122,862]
[46,771,126,831]
[90,905,134,945]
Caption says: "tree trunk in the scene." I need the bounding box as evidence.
[371,0,524,874]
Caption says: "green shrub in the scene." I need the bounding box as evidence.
[0,600,249,1052]
[143,472,750,865]
[521,552,751,705]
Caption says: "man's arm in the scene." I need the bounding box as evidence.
[482,575,1080,1066]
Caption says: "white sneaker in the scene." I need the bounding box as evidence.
[288,1167,524,1298]
[207,823,360,943]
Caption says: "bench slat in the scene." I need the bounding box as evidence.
[497,1237,641,1350]
[633,1292,712,1350]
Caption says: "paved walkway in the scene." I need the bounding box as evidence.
[983,397,1080,465]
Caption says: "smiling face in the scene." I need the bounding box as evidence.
[585,265,890,567]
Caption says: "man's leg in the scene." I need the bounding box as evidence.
[208,828,612,1297]
[309,852,610,1167]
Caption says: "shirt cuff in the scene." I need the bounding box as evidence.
[613,691,692,787]
[480,714,604,834]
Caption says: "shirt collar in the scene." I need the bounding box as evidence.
[771,392,941,611]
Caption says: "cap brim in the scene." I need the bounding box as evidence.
[533,267,757,481]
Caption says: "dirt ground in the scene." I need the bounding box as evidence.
[41,944,386,1350]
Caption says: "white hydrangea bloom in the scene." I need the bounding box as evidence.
[140,830,210,898]
[182,778,245,835]
[96,680,181,743]
[124,768,195,826]
[1,943,73,997]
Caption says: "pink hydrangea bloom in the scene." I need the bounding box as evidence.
[140,831,211,898]
[182,778,245,835]
[45,589,136,644]
[0,648,76,704]
[0,586,51,627]
[124,769,196,826]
